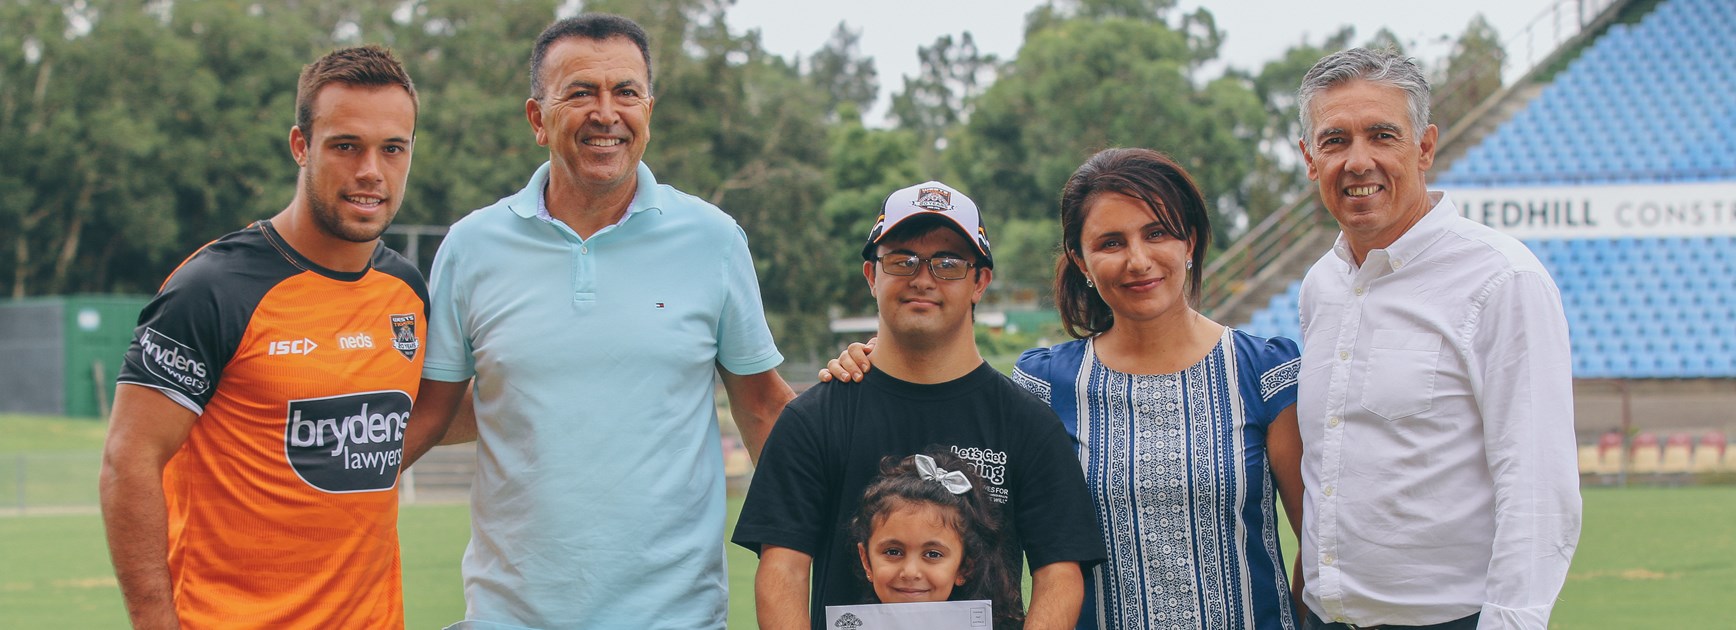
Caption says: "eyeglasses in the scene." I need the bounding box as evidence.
[877,253,976,280]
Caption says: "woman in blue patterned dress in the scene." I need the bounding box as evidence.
[1013,148,1305,630]
[823,148,1306,629]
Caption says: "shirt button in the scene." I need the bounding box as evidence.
[1324,485,1335,497]
[1328,416,1341,428]
[580,246,589,254]
[1339,351,1350,361]
[1393,259,1405,269]
[1323,554,1335,566]
[1354,286,1364,296]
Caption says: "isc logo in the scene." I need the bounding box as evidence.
[338,333,374,350]
[269,338,318,356]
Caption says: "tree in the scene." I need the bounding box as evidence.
[1434,14,1505,133]
[1236,27,1357,229]
[888,32,997,138]
[950,12,1264,254]
[1364,27,1408,56]
[807,22,878,119]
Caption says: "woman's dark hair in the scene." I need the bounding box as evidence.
[1054,147,1213,339]
[849,451,1024,630]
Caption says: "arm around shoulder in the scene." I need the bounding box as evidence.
[101,384,199,630]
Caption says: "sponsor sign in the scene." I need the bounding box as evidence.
[284,390,411,493]
[1447,182,1736,239]
[139,327,211,396]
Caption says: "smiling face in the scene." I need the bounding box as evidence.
[865,223,990,347]
[527,35,654,198]
[1072,192,1194,325]
[290,83,416,244]
[1301,78,1438,262]
[857,502,967,604]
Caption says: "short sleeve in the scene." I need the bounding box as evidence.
[1234,331,1301,427]
[714,224,783,376]
[116,255,248,415]
[421,227,475,382]
[731,400,830,556]
[1009,399,1106,569]
[1012,347,1055,404]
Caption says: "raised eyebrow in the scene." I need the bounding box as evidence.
[1313,126,1346,143]
[1368,122,1403,135]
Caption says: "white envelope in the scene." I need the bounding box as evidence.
[823,599,994,629]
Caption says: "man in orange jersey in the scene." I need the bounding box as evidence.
[100,46,425,629]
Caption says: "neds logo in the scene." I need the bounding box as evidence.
[140,328,210,395]
[338,332,374,350]
[284,390,411,493]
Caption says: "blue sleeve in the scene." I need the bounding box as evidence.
[1236,331,1301,427]
[1012,346,1055,404]
[421,224,475,382]
[715,224,783,376]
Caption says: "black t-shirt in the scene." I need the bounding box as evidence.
[732,361,1105,628]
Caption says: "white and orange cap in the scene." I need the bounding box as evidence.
[860,180,993,268]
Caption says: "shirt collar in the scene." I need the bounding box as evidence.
[1332,190,1456,274]
[505,161,664,222]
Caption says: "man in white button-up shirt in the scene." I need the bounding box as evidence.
[1291,48,1582,630]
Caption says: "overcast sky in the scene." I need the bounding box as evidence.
[725,0,1575,123]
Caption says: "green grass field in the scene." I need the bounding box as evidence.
[4,415,1732,628]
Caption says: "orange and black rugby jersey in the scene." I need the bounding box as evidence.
[118,220,427,629]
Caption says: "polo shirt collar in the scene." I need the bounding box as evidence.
[505,161,664,221]
[1331,190,1456,273]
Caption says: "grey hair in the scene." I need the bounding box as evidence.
[1297,47,1431,155]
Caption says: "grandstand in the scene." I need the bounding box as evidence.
[1225,0,1736,480]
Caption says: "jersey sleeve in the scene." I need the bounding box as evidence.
[731,400,830,557]
[1010,398,1106,570]
[421,227,475,382]
[116,252,250,415]
[714,224,783,376]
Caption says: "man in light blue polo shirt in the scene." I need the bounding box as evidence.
[403,14,796,630]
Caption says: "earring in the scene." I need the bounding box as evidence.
[1085,277,1095,288]
[1185,259,1194,270]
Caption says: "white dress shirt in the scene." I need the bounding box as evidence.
[1297,192,1582,630]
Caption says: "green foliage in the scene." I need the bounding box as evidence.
[1434,14,1506,133]
[888,32,998,139]
[807,22,879,118]
[949,12,1265,257]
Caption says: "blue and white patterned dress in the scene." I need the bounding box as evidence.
[1013,328,1302,630]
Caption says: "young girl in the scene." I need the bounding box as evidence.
[848,451,1024,629]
